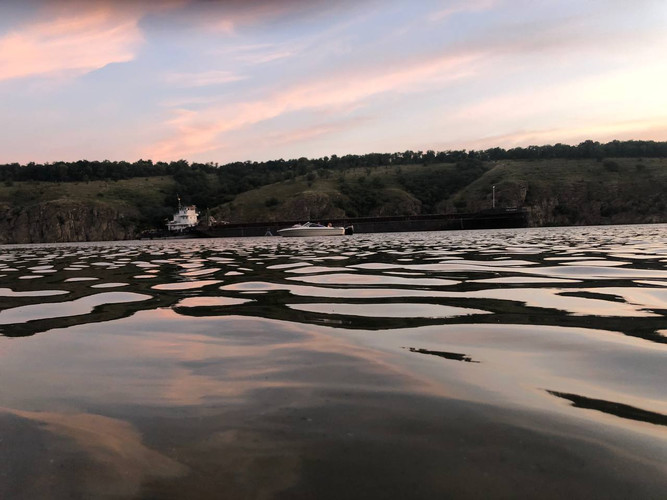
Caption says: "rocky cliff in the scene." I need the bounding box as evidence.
[0,200,137,244]
[452,160,667,227]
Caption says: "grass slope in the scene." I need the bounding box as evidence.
[2,158,666,231]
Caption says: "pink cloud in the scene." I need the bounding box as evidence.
[147,50,481,159]
[264,117,372,146]
[0,5,144,81]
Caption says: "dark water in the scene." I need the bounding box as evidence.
[1,225,666,498]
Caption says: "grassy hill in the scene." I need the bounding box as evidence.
[1,157,666,243]
[208,157,667,227]
[453,157,667,225]
[0,176,175,212]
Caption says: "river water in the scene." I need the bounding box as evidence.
[1,225,666,498]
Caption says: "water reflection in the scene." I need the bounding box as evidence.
[0,292,150,325]
[546,390,667,427]
[1,225,667,497]
[287,302,490,318]
[406,347,480,363]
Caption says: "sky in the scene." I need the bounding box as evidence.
[1,0,666,164]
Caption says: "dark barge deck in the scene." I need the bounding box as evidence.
[196,208,528,238]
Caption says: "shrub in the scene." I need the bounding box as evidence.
[603,160,620,171]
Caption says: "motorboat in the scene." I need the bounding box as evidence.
[277,222,346,237]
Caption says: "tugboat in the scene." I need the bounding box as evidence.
[166,196,199,232]
[139,196,201,239]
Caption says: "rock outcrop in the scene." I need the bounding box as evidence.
[0,200,137,244]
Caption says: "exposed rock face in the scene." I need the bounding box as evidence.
[455,177,666,227]
[0,200,137,244]
[523,180,666,226]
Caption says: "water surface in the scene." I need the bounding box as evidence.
[1,225,666,498]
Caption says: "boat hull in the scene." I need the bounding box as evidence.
[277,227,345,237]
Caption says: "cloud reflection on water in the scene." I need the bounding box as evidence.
[0,291,150,325]
[0,225,666,497]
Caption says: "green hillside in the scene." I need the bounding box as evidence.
[453,158,667,225]
[1,143,666,243]
[0,176,177,226]
[208,157,667,227]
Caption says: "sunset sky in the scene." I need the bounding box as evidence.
[1,0,666,164]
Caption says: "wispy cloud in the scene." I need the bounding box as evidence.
[234,47,297,65]
[164,70,246,87]
[147,50,481,159]
[209,42,300,67]
[0,5,146,82]
[264,116,373,147]
[429,0,498,22]
[191,0,365,34]
[1,0,665,163]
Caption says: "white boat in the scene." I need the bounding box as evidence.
[277,222,346,237]
[166,199,199,232]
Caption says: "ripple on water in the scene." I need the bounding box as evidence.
[559,260,630,267]
[461,288,660,317]
[0,225,665,490]
[174,297,252,307]
[544,256,605,261]
[286,266,357,275]
[469,277,579,284]
[266,262,312,270]
[180,268,221,277]
[585,287,667,311]
[221,282,461,299]
[0,292,150,325]
[287,303,490,318]
[505,265,667,280]
[635,280,667,287]
[288,273,459,287]
[609,254,663,260]
[0,288,69,297]
[91,283,129,289]
[152,280,222,291]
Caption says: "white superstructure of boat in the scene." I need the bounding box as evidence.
[166,199,199,232]
[277,222,345,237]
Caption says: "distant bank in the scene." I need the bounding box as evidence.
[1,151,666,244]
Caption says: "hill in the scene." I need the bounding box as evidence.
[209,157,667,228]
[1,146,666,243]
